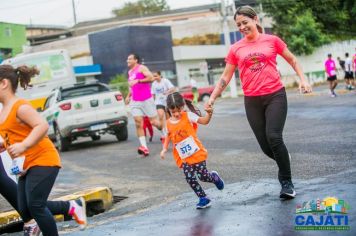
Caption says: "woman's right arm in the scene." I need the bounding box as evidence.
[208,63,236,106]
[125,90,131,105]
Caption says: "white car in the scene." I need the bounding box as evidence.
[41,82,128,151]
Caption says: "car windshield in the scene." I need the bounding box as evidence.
[61,84,109,100]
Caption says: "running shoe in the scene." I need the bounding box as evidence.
[149,136,153,142]
[196,197,212,209]
[69,197,87,230]
[280,180,296,199]
[23,223,41,236]
[138,146,149,156]
[211,171,224,190]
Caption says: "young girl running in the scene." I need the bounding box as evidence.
[160,92,224,209]
[0,65,87,235]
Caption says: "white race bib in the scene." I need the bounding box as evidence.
[175,136,200,159]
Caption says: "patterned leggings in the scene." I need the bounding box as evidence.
[182,161,215,198]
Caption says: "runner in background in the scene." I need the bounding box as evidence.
[353,48,356,81]
[337,56,345,74]
[344,52,355,90]
[160,92,224,209]
[143,116,154,142]
[125,53,163,156]
[151,71,176,143]
[190,77,199,104]
[0,65,87,236]
[324,54,338,97]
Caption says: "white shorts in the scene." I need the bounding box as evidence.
[130,97,157,117]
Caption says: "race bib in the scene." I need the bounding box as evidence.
[175,136,200,159]
[330,70,336,76]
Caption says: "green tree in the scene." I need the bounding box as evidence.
[112,0,169,17]
[288,11,330,55]
[109,73,129,97]
[260,0,355,55]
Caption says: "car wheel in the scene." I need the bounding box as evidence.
[54,126,70,152]
[201,94,210,103]
[91,134,101,141]
[115,125,128,141]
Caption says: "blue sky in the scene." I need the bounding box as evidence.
[0,0,218,27]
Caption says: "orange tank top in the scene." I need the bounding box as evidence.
[166,111,207,168]
[0,99,61,170]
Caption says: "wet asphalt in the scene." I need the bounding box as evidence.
[3,85,356,236]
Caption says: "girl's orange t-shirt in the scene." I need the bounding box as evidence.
[0,99,61,170]
[166,111,207,168]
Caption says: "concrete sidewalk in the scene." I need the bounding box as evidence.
[65,168,356,236]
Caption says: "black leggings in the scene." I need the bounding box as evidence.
[0,160,70,235]
[182,161,215,198]
[244,87,291,182]
[17,166,67,236]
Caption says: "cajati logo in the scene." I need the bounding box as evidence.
[295,197,350,231]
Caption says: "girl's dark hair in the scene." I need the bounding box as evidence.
[166,92,202,117]
[129,53,140,63]
[0,65,39,92]
[233,5,263,33]
[153,71,161,76]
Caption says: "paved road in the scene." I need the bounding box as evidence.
[3,85,356,235]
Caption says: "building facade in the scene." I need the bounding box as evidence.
[0,22,27,62]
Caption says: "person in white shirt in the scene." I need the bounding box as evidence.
[190,78,199,104]
[344,53,355,90]
[151,71,176,142]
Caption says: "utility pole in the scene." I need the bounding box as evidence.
[221,0,238,98]
[72,0,77,26]
[259,2,265,33]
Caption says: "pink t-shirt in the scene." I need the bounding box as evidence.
[128,65,152,101]
[324,59,337,77]
[225,34,287,96]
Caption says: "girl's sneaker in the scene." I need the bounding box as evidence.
[23,222,41,236]
[211,171,224,190]
[196,197,211,209]
[69,197,87,230]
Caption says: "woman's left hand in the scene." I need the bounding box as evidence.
[7,143,27,158]
[299,81,312,94]
[204,104,214,115]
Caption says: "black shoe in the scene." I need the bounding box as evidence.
[280,180,296,199]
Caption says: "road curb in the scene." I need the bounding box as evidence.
[0,186,113,230]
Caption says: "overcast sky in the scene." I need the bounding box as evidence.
[0,0,219,27]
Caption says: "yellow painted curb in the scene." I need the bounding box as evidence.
[0,186,113,229]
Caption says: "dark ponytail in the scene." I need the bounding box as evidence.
[166,92,202,117]
[0,64,38,92]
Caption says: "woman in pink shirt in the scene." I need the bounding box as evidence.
[208,5,312,200]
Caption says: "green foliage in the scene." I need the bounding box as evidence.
[260,0,356,55]
[109,74,129,97]
[112,0,169,17]
[173,34,221,46]
[288,11,330,55]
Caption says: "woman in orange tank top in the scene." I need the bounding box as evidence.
[0,65,87,235]
[160,92,225,209]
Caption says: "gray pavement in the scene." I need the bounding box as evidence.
[3,84,356,235]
